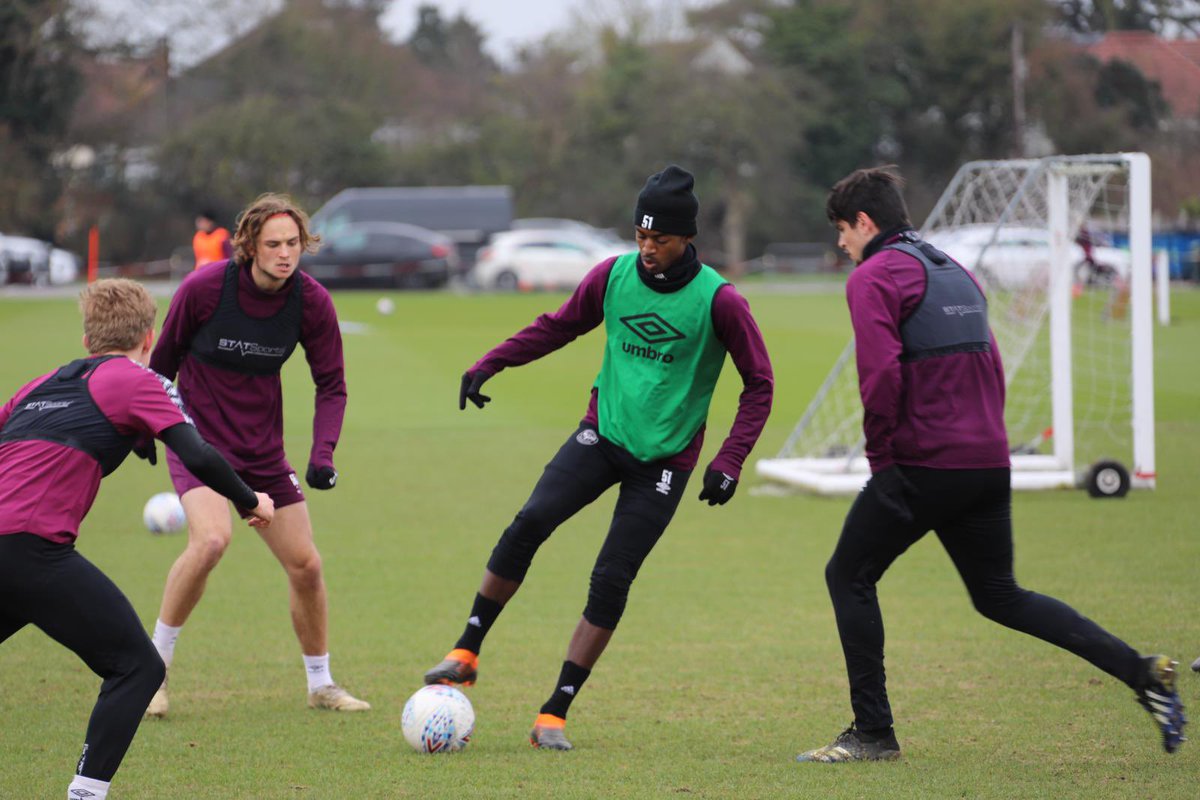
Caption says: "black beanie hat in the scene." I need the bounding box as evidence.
[634,165,698,236]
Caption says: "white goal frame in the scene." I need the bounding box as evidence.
[757,153,1156,494]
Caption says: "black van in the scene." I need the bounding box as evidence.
[311,186,514,272]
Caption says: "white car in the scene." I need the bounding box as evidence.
[473,228,631,291]
[0,234,79,286]
[49,247,81,284]
[925,224,1130,290]
[0,235,51,286]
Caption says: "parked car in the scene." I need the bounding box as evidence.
[0,235,48,285]
[311,186,512,272]
[473,228,632,291]
[512,217,628,246]
[0,235,80,286]
[300,221,460,289]
[511,217,602,233]
[925,224,1131,290]
[49,248,81,284]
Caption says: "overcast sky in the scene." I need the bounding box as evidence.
[382,0,576,59]
[80,0,709,68]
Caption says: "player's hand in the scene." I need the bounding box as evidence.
[459,370,492,410]
[871,465,914,523]
[306,463,338,490]
[246,492,275,528]
[698,466,738,506]
[133,437,157,466]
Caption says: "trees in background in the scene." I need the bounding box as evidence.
[0,1,83,240]
[6,0,1197,264]
[1054,0,1200,34]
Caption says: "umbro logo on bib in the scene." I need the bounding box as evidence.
[619,313,685,345]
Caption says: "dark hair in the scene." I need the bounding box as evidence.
[825,166,911,231]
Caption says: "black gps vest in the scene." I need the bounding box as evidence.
[190,261,304,375]
[886,239,991,363]
[0,356,137,475]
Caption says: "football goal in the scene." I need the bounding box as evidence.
[757,153,1155,496]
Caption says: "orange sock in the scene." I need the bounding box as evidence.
[446,648,478,668]
[534,713,566,729]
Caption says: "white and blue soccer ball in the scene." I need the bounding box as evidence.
[143,492,186,534]
[401,684,474,754]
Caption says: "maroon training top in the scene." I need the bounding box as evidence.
[846,234,1010,473]
[149,260,346,474]
[471,257,774,478]
[0,357,191,543]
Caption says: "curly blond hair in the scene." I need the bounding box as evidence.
[79,278,157,353]
[231,193,322,263]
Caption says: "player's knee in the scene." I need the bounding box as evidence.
[286,551,324,592]
[585,561,634,629]
[488,509,555,581]
[582,604,623,630]
[824,554,848,595]
[141,647,166,691]
[509,500,558,540]
[190,531,232,570]
[965,570,1024,615]
[486,539,532,583]
[971,596,1005,623]
[108,636,164,698]
[970,585,1026,623]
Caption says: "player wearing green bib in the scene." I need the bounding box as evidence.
[423,166,774,750]
[595,251,729,462]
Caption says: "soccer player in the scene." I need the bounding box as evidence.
[422,165,774,750]
[795,167,1186,763]
[145,193,369,717]
[0,278,273,800]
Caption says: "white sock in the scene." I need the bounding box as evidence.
[68,775,109,799]
[303,653,333,692]
[151,619,182,669]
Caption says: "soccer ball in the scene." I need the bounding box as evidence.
[376,297,395,315]
[401,684,474,754]
[143,492,186,534]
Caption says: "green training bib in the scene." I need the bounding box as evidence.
[595,253,728,462]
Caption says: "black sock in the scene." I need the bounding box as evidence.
[1131,654,1153,691]
[453,593,504,654]
[539,660,592,719]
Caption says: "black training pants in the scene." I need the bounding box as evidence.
[826,466,1143,731]
[0,533,164,782]
[487,425,692,630]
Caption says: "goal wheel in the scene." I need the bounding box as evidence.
[1084,460,1130,498]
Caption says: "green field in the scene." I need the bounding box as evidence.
[0,285,1197,799]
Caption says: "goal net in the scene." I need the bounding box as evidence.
[757,153,1155,494]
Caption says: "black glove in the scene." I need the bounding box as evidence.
[698,467,738,506]
[306,463,338,490]
[459,370,492,410]
[871,465,914,523]
[133,437,157,466]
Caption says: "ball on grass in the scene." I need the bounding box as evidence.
[401,685,474,754]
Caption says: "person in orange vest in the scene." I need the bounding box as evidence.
[192,210,232,269]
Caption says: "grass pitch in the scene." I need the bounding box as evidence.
[0,284,1196,799]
